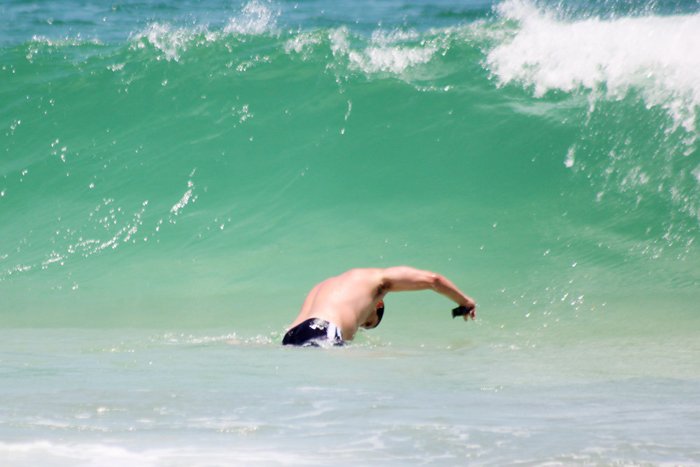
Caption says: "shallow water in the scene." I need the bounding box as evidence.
[2,327,699,466]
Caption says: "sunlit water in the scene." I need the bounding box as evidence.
[1,0,699,465]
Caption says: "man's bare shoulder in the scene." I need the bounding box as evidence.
[341,267,424,282]
[335,268,386,287]
[335,268,379,277]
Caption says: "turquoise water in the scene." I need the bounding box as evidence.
[1,0,699,465]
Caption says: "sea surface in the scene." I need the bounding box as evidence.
[1,0,699,465]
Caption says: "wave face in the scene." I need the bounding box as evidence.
[1,0,699,329]
[2,3,700,466]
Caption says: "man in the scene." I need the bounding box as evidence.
[283,266,476,346]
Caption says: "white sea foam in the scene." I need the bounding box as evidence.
[223,0,278,35]
[0,441,330,466]
[284,31,323,55]
[171,180,195,215]
[487,0,700,133]
[129,2,277,61]
[329,27,437,75]
[130,27,184,61]
[130,23,208,61]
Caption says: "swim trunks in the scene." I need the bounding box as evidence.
[282,318,344,347]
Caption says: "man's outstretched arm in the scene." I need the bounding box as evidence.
[379,266,476,320]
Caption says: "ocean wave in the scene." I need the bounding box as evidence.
[125,17,459,79]
[128,1,278,62]
[487,0,700,134]
[2,0,698,320]
[482,0,700,252]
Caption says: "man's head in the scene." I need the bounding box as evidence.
[361,300,385,329]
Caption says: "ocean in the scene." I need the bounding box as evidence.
[1,0,699,465]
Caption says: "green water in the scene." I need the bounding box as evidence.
[1,1,699,464]
[3,28,696,330]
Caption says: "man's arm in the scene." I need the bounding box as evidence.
[379,267,476,320]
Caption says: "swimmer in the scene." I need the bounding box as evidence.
[283,267,476,347]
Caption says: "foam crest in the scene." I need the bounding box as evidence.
[223,0,279,35]
[487,0,700,133]
[328,27,438,75]
[128,2,277,61]
[284,31,323,56]
[130,22,208,61]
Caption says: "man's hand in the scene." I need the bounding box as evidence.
[462,297,476,321]
[452,299,476,321]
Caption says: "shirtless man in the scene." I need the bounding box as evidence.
[282,267,476,346]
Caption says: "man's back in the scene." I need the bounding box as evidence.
[290,269,385,340]
[284,267,476,345]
